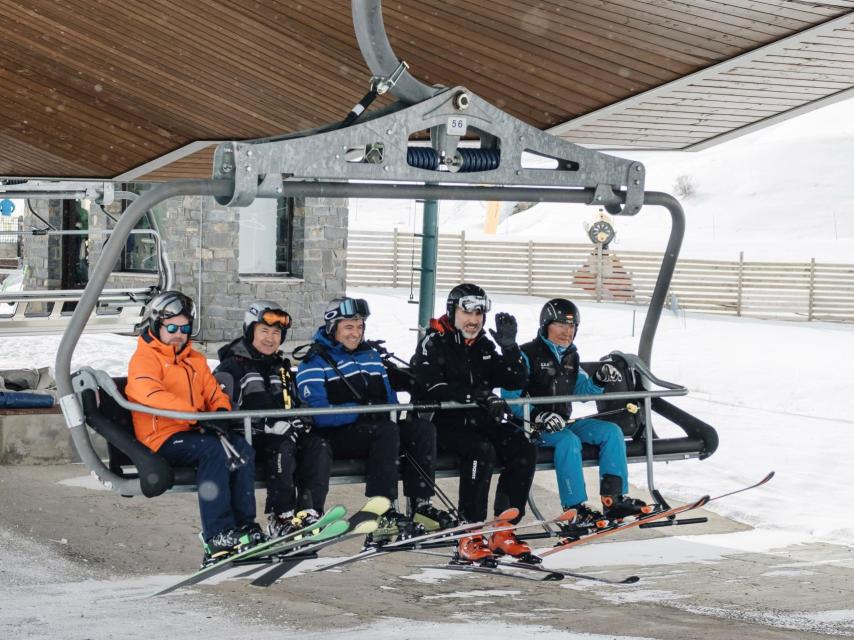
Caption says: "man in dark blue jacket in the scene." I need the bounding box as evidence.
[296,297,454,536]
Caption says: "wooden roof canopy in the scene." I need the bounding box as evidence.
[2,0,854,182]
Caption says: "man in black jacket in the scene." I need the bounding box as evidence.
[215,300,332,538]
[410,283,538,561]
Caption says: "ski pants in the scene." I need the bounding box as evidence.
[319,418,400,500]
[538,418,629,508]
[159,431,256,541]
[437,420,537,524]
[254,431,331,516]
[399,416,439,501]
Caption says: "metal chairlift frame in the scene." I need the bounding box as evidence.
[53,0,715,510]
[0,183,171,335]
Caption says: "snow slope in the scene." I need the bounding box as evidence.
[351,98,854,263]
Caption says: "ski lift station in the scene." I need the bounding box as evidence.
[2,1,854,635]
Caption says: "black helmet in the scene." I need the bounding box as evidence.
[244,299,291,344]
[147,290,196,336]
[446,283,491,325]
[324,297,370,336]
[539,298,580,334]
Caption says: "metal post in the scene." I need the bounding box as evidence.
[417,199,439,338]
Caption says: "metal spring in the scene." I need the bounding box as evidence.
[457,148,500,172]
[406,147,501,172]
[406,147,440,170]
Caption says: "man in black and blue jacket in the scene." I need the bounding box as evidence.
[296,297,454,535]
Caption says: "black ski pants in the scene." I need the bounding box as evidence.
[255,431,331,515]
[399,416,438,501]
[437,420,537,524]
[319,418,400,500]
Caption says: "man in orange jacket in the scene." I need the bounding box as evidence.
[126,291,263,565]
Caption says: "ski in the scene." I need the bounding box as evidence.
[541,470,775,557]
[246,497,390,587]
[150,507,348,597]
[411,562,564,582]
[540,495,710,557]
[499,561,639,584]
[313,507,521,573]
[315,507,575,573]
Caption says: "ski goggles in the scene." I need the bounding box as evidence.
[157,297,195,321]
[324,298,371,322]
[457,295,492,313]
[260,308,291,329]
[164,322,193,335]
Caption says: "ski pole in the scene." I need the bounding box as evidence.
[401,449,462,523]
[219,436,247,471]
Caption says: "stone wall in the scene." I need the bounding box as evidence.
[87,194,347,345]
[22,200,62,293]
[19,194,348,345]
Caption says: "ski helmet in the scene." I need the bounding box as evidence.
[446,283,491,325]
[244,299,291,344]
[147,290,196,336]
[539,298,580,334]
[323,297,370,336]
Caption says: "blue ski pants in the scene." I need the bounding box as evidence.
[538,418,628,508]
[159,431,257,541]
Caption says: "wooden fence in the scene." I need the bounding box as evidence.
[347,230,854,323]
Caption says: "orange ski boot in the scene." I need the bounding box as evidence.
[489,524,541,564]
[456,534,494,563]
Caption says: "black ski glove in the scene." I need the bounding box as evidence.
[489,312,518,350]
[533,411,566,434]
[478,393,510,423]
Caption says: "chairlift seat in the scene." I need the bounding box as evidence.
[79,362,717,496]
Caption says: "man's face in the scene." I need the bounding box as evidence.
[334,317,365,351]
[252,323,282,356]
[546,321,576,347]
[455,307,484,339]
[158,314,191,348]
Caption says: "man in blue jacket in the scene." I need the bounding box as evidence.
[504,298,651,534]
[296,297,454,537]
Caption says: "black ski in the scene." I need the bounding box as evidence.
[412,561,564,582]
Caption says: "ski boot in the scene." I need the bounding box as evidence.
[557,503,608,539]
[410,499,458,532]
[601,495,655,521]
[290,508,322,536]
[454,534,495,566]
[367,508,424,546]
[601,474,654,522]
[200,528,244,567]
[488,524,541,565]
[236,522,267,551]
[267,510,296,539]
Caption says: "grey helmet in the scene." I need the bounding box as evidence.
[244,299,291,344]
[146,290,195,336]
[323,297,370,336]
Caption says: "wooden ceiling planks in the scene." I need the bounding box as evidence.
[2,0,854,179]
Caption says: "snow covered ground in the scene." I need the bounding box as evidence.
[350,98,854,263]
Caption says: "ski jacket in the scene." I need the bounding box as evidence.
[295,328,397,428]
[126,332,231,452]
[410,315,527,427]
[503,335,602,420]
[214,338,299,427]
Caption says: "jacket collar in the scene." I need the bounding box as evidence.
[429,314,484,346]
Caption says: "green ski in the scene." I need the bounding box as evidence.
[150,504,347,597]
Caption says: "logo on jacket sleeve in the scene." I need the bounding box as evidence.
[302,387,311,398]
